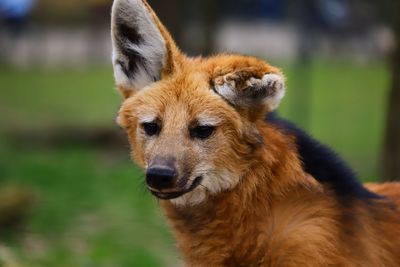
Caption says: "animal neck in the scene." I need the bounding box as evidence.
[161,124,321,264]
[162,138,319,226]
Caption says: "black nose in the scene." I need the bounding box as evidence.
[146,166,176,190]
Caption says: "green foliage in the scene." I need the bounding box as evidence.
[280,60,389,181]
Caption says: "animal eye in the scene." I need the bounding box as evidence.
[142,122,160,136]
[190,125,215,140]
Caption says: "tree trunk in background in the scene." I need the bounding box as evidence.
[382,4,400,181]
[149,0,184,47]
[202,0,218,54]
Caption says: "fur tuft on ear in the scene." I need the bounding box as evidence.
[213,72,285,112]
[111,0,179,96]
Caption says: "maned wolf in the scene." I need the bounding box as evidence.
[110,0,400,266]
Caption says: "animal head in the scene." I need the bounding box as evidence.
[112,0,286,206]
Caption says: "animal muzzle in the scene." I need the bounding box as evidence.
[146,165,177,191]
[145,157,204,200]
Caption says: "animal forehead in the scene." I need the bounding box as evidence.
[132,85,234,125]
[161,100,227,125]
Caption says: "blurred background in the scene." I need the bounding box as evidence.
[0,0,399,266]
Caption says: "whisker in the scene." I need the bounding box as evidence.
[133,174,149,195]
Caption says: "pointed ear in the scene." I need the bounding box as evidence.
[213,71,285,113]
[111,0,180,97]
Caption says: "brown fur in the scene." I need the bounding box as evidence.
[366,183,400,206]
[111,1,400,266]
[160,124,400,266]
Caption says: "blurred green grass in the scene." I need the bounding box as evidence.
[0,66,120,129]
[0,146,178,266]
[0,60,389,266]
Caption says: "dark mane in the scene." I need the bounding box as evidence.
[266,113,380,200]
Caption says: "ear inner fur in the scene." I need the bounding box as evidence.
[111,0,182,96]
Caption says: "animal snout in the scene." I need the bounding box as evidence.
[146,165,177,190]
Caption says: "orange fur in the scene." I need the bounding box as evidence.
[366,183,400,206]
[111,1,400,266]
[160,124,400,266]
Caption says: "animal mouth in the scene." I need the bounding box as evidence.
[149,176,203,200]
